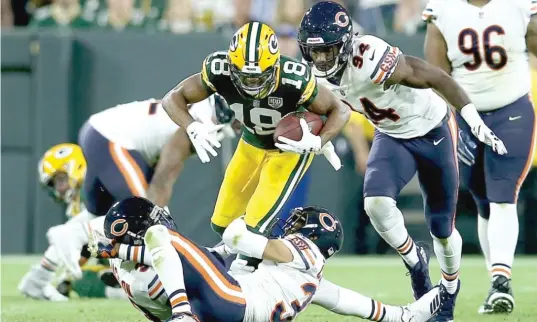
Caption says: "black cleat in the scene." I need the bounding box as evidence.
[478,275,515,314]
[404,243,434,300]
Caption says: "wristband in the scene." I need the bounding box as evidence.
[460,103,484,129]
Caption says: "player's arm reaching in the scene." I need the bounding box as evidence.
[222,217,294,263]
[146,128,191,207]
[162,71,224,163]
[385,53,507,154]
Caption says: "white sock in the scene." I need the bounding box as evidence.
[313,279,404,321]
[432,229,462,294]
[145,225,192,316]
[488,203,518,280]
[365,197,420,267]
[40,246,60,274]
[477,216,492,272]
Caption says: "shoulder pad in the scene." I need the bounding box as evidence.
[353,35,402,86]
[279,56,319,106]
[201,51,230,93]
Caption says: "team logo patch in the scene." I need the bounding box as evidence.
[268,96,283,109]
[110,219,129,237]
[319,213,337,232]
[268,34,279,54]
[54,146,74,159]
[335,11,350,28]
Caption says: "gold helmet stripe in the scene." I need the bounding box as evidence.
[247,21,260,64]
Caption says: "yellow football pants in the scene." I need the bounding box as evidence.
[211,138,314,235]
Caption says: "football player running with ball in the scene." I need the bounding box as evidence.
[298,2,507,321]
[423,0,537,315]
[161,22,350,242]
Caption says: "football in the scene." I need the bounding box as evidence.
[273,111,323,143]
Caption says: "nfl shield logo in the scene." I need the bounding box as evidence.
[268,96,283,109]
[253,100,261,108]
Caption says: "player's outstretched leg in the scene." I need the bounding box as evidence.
[364,196,433,300]
[145,225,199,322]
[477,95,535,314]
[313,279,443,321]
[17,245,68,301]
[415,114,462,322]
[364,131,432,300]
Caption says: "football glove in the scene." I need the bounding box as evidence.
[94,240,119,259]
[457,129,477,166]
[229,259,255,277]
[460,104,507,155]
[275,118,322,154]
[186,121,225,163]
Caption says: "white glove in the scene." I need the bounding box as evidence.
[229,259,255,276]
[275,118,322,154]
[186,121,226,163]
[460,104,507,155]
[319,141,342,171]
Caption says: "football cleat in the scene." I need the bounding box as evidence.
[401,285,442,322]
[429,280,460,322]
[18,267,68,301]
[165,313,201,322]
[405,243,434,300]
[478,275,515,314]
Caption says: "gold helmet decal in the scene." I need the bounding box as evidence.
[228,22,281,99]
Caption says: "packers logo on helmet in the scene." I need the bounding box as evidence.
[227,22,280,99]
[38,143,87,205]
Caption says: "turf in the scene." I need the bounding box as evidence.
[2,255,536,321]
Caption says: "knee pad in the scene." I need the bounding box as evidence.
[144,225,171,250]
[364,196,400,232]
[427,213,454,239]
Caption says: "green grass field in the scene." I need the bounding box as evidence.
[2,256,536,321]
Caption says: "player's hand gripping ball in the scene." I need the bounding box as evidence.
[274,111,323,154]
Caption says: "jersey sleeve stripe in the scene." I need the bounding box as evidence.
[298,75,317,106]
[369,47,391,80]
[201,58,217,92]
[372,47,400,85]
[148,280,164,298]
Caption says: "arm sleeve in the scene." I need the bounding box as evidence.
[118,244,153,266]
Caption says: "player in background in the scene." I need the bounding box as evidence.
[160,22,349,251]
[20,96,233,298]
[18,144,87,301]
[90,196,444,322]
[298,2,507,321]
[423,0,537,315]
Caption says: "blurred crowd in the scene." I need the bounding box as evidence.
[1,0,428,41]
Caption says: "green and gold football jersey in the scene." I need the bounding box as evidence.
[201,52,319,149]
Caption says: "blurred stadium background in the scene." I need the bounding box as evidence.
[1,0,537,320]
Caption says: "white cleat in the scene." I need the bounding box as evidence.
[401,285,442,322]
[18,268,68,301]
